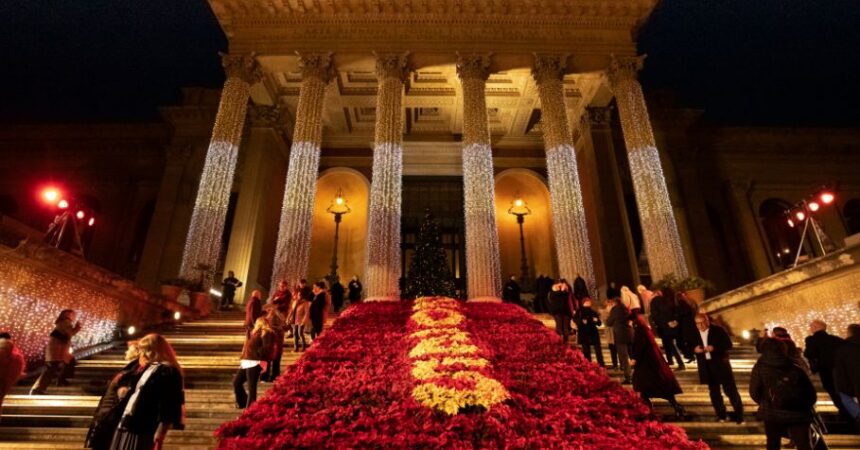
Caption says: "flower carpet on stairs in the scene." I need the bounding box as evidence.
[216,298,706,449]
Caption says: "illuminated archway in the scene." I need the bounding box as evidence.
[494,169,558,283]
[308,168,370,284]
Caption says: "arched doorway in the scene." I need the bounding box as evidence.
[308,168,370,284]
[759,198,803,269]
[494,169,557,285]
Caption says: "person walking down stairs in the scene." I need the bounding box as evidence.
[30,309,81,395]
[630,314,689,421]
[85,342,141,450]
[691,313,745,424]
[233,318,276,410]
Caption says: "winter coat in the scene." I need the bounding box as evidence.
[604,304,633,345]
[244,295,263,330]
[85,359,140,449]
[47,319,81,363]
[631,323,682,399]
[503,280,522,304]
[649,295,680,338]
[288,299,311,327]
[310,292,327,329]
[118,364,184,437]
[749,351,817,423]
[803,330,844,376]
[331,282,345,310]
[547,290,573,316]
[348,280,362,302]
[689,324,736,385]
[833,335,860,397]
[0,340,25,416]
[574,306,601,344]
[241,329,276,361]
[599,306,615,345]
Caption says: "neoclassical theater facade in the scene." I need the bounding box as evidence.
[2,1,859,303]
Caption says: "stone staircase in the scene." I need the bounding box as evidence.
[533,314,860,449]
[0,309,319,449]
[2,310,858,449]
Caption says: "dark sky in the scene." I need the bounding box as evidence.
[1,0,859,126]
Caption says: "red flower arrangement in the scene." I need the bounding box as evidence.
[216,300,706,449]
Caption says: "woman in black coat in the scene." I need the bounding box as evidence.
[749,338,817,450]
[630,315,688,419]
[309,281,328,341]
[85,344,141,450]
[574,298,604,366]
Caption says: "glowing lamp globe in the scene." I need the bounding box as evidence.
[335,196,344,206]
[820,192,835,205]
[514,199,524,208]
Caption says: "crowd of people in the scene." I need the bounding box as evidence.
[532,274,860,449]
[7,271,860,449]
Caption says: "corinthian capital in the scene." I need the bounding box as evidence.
[607,54,645,87]
[247,104,283,128]
[298,52,335,83]
[586,106,613,129]
[221,52,263,84]
[456,54,492,81]
[374,52,410,81]
[531,54,568,85]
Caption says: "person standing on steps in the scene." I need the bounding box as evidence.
[833,324,860,432]
[233,317,276,409]
[572,274,590,304]
[85,342,141,450]
[691,313,745,424]
[620,286,641,315]
[503,276,522,305]
[599,302,618,369]
[533,274,548,313]
[630,315,689,420]
[636,284,655,315]
[574,298,604,366]
[330,278,345,312]
[309,281,328,341]
[261,303,287,382]
[244,289,263,338]
[221,271,243,311]
[649,287,686,371]
[347,275,362,305]
[287,289,311,352]
[606,281,621,302]
[31,309,81,395]
[547,281,574,344]
[803,320,845,421]
[0,332,25,421]
[605,296,633,384]
[750,338,817,450]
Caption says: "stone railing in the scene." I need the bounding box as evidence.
[701,244,860,340]
[0,238,185,367]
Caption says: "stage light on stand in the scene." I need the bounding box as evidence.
[787,218,795,228]
[76,210,85,220]
[42,188,61,204]
[88,217,95,226]
[795,210,806,222]
[820,192,835,205]
[58,200,69,209]
[808,201,820,212]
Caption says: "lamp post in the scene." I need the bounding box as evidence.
[507,196,532,291]
[326,188,351,284]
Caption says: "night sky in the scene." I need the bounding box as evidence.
[1,0,859,126]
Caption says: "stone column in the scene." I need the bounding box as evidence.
[608,55,689,280]
[223,106,285,302]
[179,53,260,284]
[364,53,408,301]
[532,54,595,291]
[136,144,192,289]
[271,54,334,289]
[457,54,503,301]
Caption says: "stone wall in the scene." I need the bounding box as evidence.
[0,239,178,367]
[701,244,860,341]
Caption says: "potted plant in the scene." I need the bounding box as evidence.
[676,275,714,306]
[160,278,186,301]
[188,263,213,317]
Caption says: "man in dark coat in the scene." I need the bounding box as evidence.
[649,288,686,370]
[309,282,328,341]
[547,281,574,344]
[574,298,604,366]
[605,297,633,384]
[347,276,362,304]
[502,276,521,305]
[534,274,548,313]
[803,319,848,421]
[691,313,744,423]
[221,271,243,310]
[330,280,345,312]
[572,275,590,302]
[606,281,621,301]
[833,324,860,429]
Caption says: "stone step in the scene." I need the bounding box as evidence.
[0,427,215,445]
[0,415,236,431]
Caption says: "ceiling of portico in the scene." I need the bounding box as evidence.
[251,55,611,149]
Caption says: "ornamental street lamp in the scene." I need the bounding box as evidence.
[326,188,351,284]
[507,196,532,291]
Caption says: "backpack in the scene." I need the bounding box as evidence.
[768,366,812,411]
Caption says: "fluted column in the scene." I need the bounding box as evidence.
[364,53,408,301]
[457,54,502,301]
[271,54,334,289]
[179,53,260,284]
[608,55,689,280]
[532,54,595,292]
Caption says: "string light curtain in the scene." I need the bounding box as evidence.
[179,53,261,284]
[609,55,688,280]
[364,53,408,301]
[457,54,502,301]
[532,54,596,292]
[271,54,334,290]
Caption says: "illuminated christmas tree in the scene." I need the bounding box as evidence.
[406,209,456,298]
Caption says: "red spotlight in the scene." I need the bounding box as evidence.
[76,210,85,220]
[820,192,835,205]
[795,210,806,222]
[88,217,95,226]
[808,201,820,212]
[41,188,61,205]
[57,199,69,209]
[787,218,795,228]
